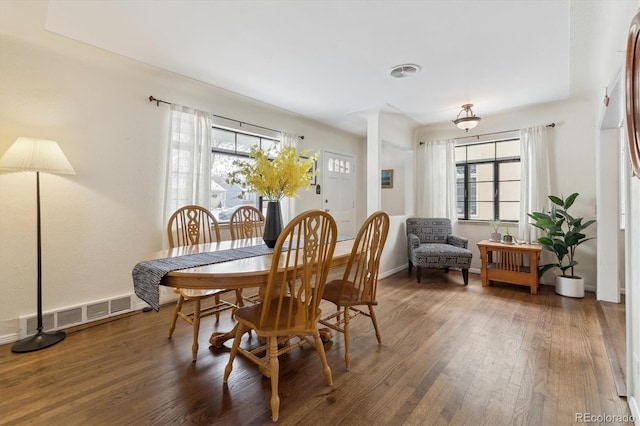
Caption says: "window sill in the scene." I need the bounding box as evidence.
[457,220,519,226]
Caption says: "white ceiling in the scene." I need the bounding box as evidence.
[44,0,573,136]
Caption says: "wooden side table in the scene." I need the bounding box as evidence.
[476,240,543,294]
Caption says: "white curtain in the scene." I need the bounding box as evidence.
[163,105,213,224]
[519,125,550,243]
[280,132,300,224]
[417,139,457,219]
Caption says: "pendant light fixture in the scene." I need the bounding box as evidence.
[453,104,481,132]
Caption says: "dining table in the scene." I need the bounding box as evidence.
[133,236,355,347]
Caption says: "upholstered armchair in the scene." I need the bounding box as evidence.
[406,218,472,285]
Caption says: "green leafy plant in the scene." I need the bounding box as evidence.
[527,193,596,278]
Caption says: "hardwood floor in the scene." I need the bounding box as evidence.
[0,271,632,425]
[598,296,627,397]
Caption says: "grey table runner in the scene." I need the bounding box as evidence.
[132,237,351,311]
[133,244,275,311]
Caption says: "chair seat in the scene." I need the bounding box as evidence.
[322,279,376,306]
[235,299,320,336]
[411,243,472,268]
[175,288,227,299]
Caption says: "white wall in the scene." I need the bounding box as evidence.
[0,1,364,337]
[589,1,639,418]
[380,144,405,216]
[377,110,419,278]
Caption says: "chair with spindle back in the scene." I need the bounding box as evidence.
[166,205,243,361]
[229,206,266,305]
[319,211,390,369]
[223,210,338,422]
[229,205,265,240]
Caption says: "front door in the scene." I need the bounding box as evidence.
[322,150,355,237]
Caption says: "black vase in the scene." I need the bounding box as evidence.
[263,201,283,248]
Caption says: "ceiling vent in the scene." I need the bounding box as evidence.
[389,64,421,78]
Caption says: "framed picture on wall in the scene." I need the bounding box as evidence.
[381,169,393,189]
[309,159,317,185]
[302,157,317,185]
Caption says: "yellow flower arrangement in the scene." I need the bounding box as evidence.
[227,143,319,201]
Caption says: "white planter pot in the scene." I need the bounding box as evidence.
[555,275,585,298]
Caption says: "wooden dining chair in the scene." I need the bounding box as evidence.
[228,205,266,305]
[223,210,338,422]
[229,205,265,240]
[318,210,390,370]
[166,205,243,361]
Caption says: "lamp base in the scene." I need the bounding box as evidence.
[11,330,66,353]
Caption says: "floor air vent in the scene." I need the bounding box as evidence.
[87,301,109,320]
[18,294,140,339]
[110,296,131,313]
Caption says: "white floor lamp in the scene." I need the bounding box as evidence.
[0,137,76,353]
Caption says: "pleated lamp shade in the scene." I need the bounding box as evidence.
[0,137,75,175]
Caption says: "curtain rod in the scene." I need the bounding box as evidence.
[148,95,304,139]
[419,122,556,145]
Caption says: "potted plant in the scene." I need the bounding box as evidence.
[502,226,513,244]
[227,143,318,247]
[490,220,501,241]
[527,193,596,298]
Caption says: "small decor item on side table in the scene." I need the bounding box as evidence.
[489,220,501,242]
[227,143,319,248]
[502,226,513,244]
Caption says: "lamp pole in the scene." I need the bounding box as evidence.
[11,171,67,353]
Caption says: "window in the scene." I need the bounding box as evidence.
[455,138,520,221]
[211,127,279,223]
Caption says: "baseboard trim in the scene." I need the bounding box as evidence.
[628,395,638,425]
[594,301,627,397]
[379,264,409,279]
[1,298,150,346]
[0,333,19,346]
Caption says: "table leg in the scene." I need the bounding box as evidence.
[319,327,333,343]
[530,251,540,295]
[210,323,239,348]
[480,247,489,287]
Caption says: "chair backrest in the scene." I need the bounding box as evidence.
[406,218,451,244]
[339,211,390,304]
[260,210,337,332]
[229,206,265,240]
[167,205,221,248]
